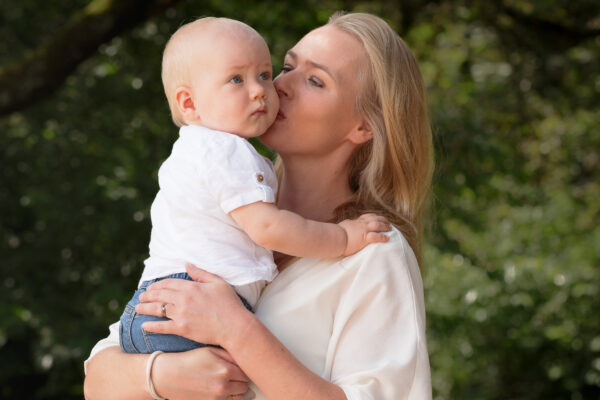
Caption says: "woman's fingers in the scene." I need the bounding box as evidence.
[185,263,224,283]
[134,300,170,317]
[139,287,180,304]
[146,277,195,291]
[226,381,250,397]
[206,349,250,382]
[208,347,238,365]
[141,319,177,335]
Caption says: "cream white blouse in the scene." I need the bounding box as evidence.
[85,228,432,399]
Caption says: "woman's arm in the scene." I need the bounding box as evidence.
[84,343,249,399]
[226,311,348,399]
[84,347,150,400]
[137,264,347,400]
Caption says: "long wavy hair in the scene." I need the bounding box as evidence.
[327,12,434,267]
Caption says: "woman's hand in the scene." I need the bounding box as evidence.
[135,263,253,347]
[152,347,249,400]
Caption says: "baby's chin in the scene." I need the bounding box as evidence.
[250,114,279,138]
[221,110,277,138]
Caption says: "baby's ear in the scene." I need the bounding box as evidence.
[175,86,199,122]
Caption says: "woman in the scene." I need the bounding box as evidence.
[84,11,434,400]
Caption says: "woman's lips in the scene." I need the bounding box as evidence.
[276,110,286,120]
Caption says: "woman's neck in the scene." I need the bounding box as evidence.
[277,155,354,222]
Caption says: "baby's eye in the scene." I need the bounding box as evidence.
[259,72,271,81]
[230,75,243,84]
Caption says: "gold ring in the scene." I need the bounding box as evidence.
[161,303,167,318]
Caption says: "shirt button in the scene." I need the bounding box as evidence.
[256,174,264,182]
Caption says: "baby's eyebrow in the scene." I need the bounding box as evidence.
[226,62,273,71]
[286,50,336,82]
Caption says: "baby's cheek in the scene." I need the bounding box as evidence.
[270,89,280,111]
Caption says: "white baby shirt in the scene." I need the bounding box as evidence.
[140,125,279,297]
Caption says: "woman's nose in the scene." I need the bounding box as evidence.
[273,74,290,99]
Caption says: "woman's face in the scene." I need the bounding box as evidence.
[260,25,367,158]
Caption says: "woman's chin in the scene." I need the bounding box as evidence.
[259,123,282,148]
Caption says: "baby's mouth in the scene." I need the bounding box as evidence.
[252,106,267,116]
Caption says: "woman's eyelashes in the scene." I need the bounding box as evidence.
[281,63,324,88]
[309,76,324,87]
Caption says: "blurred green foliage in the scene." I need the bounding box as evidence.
[1,0,599,399]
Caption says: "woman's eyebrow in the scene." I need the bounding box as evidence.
[286,50,336,82]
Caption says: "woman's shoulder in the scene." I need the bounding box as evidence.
[336,226,424,300]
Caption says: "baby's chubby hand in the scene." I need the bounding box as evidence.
[338,213,392,256]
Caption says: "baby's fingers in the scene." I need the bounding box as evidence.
[365,231,390,243]
[360,213,390,224]
[367,220,392,232]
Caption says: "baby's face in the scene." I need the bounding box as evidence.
[190,31,278,138]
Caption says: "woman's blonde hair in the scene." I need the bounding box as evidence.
[327,12,434,266]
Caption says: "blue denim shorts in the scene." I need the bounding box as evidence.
[119,272,252,354]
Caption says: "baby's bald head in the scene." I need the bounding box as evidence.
[161,17,267,126]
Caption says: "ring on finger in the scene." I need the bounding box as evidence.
[161,303,167,318]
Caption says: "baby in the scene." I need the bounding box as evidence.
[119,17,390,354]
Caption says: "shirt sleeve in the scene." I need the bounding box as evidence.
[329,235,432,400]
[199,133,277,214]
[83,321,120,375]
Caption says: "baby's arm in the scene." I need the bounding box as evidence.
[230,202,390,258]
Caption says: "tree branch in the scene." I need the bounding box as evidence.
[502,3,600,43]
[0,0,183,118]
[498,1,600,45]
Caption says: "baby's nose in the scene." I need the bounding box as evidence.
[250,83,267,100]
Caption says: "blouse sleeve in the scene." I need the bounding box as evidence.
[327,233,432,400]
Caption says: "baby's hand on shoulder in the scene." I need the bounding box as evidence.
[338,213,392,256]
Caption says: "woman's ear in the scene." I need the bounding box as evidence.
[175,86,200,123]
[347,120,373,145]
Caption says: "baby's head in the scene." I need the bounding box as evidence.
[162,17,278,138]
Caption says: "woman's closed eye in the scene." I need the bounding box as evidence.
[280,62,323,87]
[308,76,324,88]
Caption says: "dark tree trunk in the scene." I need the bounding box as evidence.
[0,0,182,118]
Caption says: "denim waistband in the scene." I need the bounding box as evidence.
[139,272,191,289]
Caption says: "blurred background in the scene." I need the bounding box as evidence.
[1,0,599,398]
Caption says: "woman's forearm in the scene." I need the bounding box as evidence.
[84,343,250,400]
[84,346,150,400]
[224,312,347,400]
